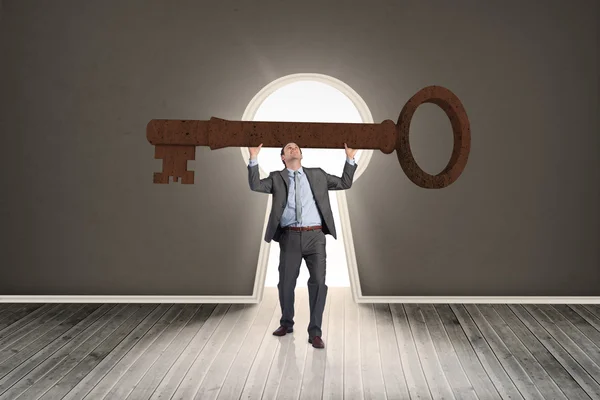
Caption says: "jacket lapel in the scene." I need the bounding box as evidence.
[280,167,319,200]
[303,168,315,189]
[278,169,289,193]
[303,168,322,206]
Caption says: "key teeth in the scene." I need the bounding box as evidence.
[182,171,194,184]
[153,172,169,184]
[152,171,194,184]
[152,145,195,184]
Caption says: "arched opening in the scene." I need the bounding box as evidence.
[241,73,373,288]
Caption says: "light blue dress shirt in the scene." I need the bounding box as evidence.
[248,158,356,227]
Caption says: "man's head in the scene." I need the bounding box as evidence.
[281,142,302,167]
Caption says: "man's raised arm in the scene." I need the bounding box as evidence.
[324,157,357,190]
[248,144,273,193]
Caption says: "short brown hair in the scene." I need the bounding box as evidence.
[281,143,302,166]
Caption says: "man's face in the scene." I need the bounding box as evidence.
[282,142,302,163]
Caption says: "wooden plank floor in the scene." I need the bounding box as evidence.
[0,288,599,399]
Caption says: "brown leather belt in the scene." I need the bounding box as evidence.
[284,225,322,232]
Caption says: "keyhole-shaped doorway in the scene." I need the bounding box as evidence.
[241,73,374,289]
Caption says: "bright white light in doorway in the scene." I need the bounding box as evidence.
[252,80,364,176]
[242,74,373,288]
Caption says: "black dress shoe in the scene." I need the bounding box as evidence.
[308,336,325,348]
[272,326,293,336]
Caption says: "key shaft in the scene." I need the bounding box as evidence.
[147,118,397,154]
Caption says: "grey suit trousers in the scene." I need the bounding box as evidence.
[278,228,327,339]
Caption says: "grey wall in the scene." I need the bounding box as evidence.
[0,0,597,296]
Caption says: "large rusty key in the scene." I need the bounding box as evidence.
[146,85,470,189]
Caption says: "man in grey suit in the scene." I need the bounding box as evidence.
[248,142,358,349]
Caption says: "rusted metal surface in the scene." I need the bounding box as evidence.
[153,145,195,184]
[397,85,471,189]
[147,118,397,152]
[147,85,471,188]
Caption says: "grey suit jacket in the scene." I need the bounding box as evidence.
[248,161,358,243]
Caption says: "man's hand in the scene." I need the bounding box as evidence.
[249,143,263,159]
[344,143,358,159]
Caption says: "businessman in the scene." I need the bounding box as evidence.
[248,142,358,349]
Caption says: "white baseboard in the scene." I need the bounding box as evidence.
[0,295,256,303]
[1,293,598,304]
